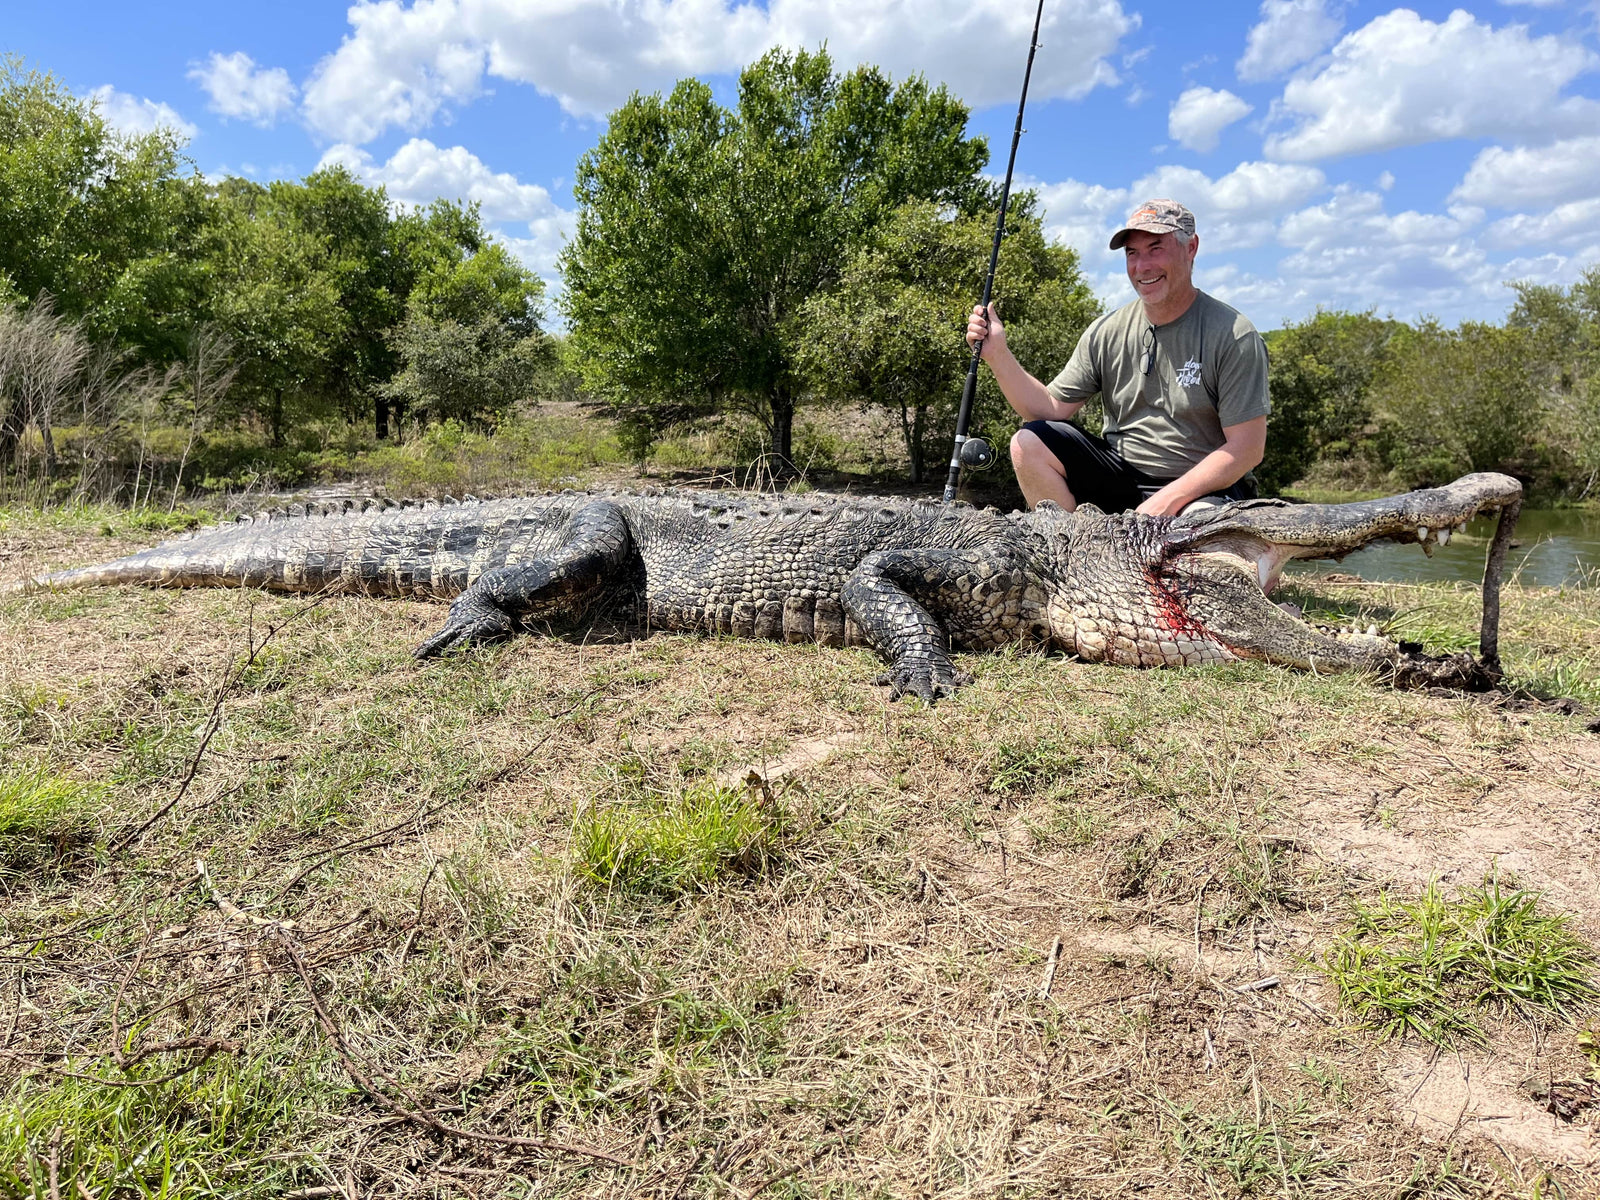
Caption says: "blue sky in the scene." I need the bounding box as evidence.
[7,0,1600,328]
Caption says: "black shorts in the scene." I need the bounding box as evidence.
[1020,420,1257,514]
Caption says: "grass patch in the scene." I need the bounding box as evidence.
[1324,874,1599,1046]
[0,1054,303,1199]
[1164,1096,1340,1195]
[0,768,104,867]
[571,778,785,896]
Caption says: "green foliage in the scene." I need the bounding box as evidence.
[561,46,991,462]
[1259,310,1402,493]
[1266,270,1600,499]
[796,200,1101,482]
[572,779,785,896]
[1370,319,1548,487]
[381,312,548,428]
[381,237,547,427]
[0,57,208,363]
[1324,875,1598,1046]
[1508,267,1600,493]
[0,767,104,865]
[0,1054,300,1198]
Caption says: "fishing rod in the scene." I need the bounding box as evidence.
[943,0,1048,504]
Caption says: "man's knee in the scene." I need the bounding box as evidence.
[1010,425,1060,474]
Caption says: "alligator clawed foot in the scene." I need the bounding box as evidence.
[873,656,973,704]
[414,602,515,659]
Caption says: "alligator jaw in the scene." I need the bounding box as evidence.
[1173,550,1401,674]
[1160,472,1523,687]
[1167,471,1524,591]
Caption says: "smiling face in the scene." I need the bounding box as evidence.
[1123,230,1200,323]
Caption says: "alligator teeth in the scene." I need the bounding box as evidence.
[1455,522,1467,534]
[1417,525,1430,542]
[1437,527,1451,546]
[1256,555,1271,589]
[1367,624,1379,637]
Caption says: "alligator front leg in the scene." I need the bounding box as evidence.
[842,549,1021,703]
[415,499,632,658]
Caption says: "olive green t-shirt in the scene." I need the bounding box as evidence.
[1045,291,1271,479]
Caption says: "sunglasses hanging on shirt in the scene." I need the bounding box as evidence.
[1140,324,1156,376]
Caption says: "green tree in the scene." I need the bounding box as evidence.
[1369,320,1547,488]
[0,57,208,363]
[560,46,991,464]
[382,240,547,428]
[1508,267,1600,496]
[273,166,406,429]
[202,179,346,445]
[796,200,1100,483]
[1258,310,1404,493]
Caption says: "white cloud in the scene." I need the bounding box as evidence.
[1031,170,1600,326]
[320,138,575,278]
[1453,135,1600,209]
[1265,9,1600,162]
[1485,197,1600,249]
[302,0,1135,142]
[1032,160,1326,267]
[189,52,297,127]
[1135,161,1327,251]
[1236,0,1344,82]
[1251,184,1517,320]
[87,85,197,139]
[1167,87,1252,153]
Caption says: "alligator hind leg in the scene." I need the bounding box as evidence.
[415,499,633,658]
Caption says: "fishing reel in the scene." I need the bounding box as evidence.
[957,435,996,471]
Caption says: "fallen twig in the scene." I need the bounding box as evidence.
[111,594,331,853]
[1193,872,1214,968]
[276,931,632,1168]
[197,860,297,929]
[1038,935,1062,1001]
[47,1125,62,1200]
[1235,975,1280,993]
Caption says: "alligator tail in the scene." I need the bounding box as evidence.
[4,496,579,600]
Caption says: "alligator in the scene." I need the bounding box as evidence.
[5,472,1523,701]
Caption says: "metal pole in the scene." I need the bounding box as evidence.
[942,0,1049,505]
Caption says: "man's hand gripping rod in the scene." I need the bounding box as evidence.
[943,0,1048,504]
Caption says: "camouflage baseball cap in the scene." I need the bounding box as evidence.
[1108,199,1196,250]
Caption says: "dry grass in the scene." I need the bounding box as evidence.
[2,510,1599,1199]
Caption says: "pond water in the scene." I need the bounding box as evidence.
[1284,507,1600,588]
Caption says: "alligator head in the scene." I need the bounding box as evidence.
[1040,472,1524,687]
[1163,471,1523,683]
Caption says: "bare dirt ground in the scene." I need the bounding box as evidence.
[2,508,1599,1198]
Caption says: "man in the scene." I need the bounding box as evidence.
[966,199,1270,515]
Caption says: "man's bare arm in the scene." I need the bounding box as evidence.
[966,304,1086,423]
[1135,416,1267,517]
